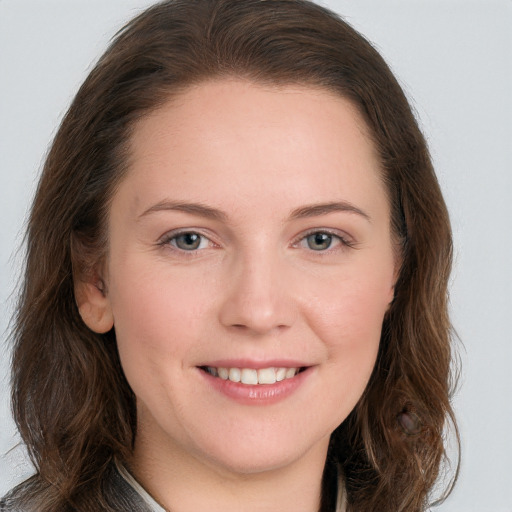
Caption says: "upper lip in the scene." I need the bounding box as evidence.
[198,359,311,369]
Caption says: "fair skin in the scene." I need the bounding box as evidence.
[78,79,397,512]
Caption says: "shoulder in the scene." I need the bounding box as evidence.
[103,462,156,511]
[0,495,29,512]
[0,463,153,512]
[0,485,39,512]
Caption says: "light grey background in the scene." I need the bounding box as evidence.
[1,1,511,510]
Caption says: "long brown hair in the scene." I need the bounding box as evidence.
[7,1,458,510]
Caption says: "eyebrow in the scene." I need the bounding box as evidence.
[139,200,370,223]
[289,201,371,222]
[138,200,228,221]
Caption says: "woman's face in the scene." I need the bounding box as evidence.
[101,80,397,475]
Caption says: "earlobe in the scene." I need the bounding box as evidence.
[387,284,395,308]
[75,279,114,333]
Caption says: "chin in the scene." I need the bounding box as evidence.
[192,426,332,477]
[205,448,304,476]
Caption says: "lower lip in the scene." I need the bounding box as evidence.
[199,368,312,405]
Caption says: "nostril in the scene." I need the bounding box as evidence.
[231,324,248,329]
[228,323,290,334]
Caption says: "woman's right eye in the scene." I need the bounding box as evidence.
[166,232,210,251]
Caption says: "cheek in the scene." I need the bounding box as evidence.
[107,264,212,424]
[107,258,222,387]
[304,265,391,384]
[309,282,387,425]
[110,258,200,331]
[310,268,391,341]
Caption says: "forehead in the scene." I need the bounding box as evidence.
[119,79,386,221]
[130,79,376,162]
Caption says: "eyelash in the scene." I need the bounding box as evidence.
[158,229,355,255]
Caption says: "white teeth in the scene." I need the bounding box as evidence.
[218,367,229,380]
[285,368,297,379]
[275,367,287,382]
[258,368,276,384]
[228,367,241,382]
[205,366,301,385]
[241,368,258,385]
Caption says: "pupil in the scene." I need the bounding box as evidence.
[308,233,331,250]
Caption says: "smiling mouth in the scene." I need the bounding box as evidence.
[199,366,307,385]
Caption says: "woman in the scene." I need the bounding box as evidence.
[2,0,458,511]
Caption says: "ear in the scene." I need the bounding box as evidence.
[75,278,114,334]
[386,283,396,308]
[386,253,402,307]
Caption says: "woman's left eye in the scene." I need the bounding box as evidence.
[167,232,210,251]
[298,231,348,251]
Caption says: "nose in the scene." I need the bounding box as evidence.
[218,250,296,336]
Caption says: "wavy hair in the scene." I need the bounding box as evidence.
[7,1,458,510]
